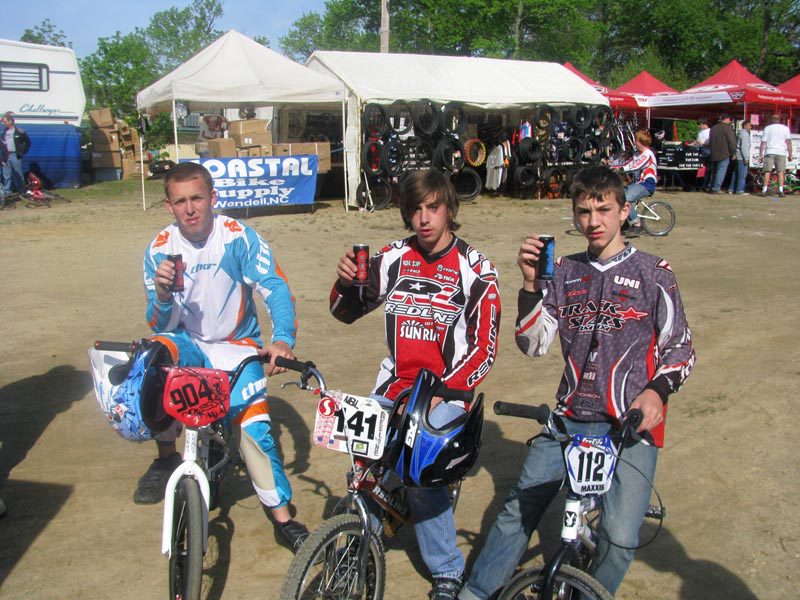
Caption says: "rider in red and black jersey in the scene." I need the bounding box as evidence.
[330,169,501,600]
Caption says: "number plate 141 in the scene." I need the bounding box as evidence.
[313,391,388,460]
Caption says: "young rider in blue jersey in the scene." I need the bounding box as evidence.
[138,161,309,552]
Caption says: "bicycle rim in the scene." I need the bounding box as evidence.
[639,201,675,236]
[280,514,385,600]
[168,477,204,600]
[498,564,612,600]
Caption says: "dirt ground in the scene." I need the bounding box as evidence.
[0,180,798,599]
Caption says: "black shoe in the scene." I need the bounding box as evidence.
[277,519,310,554]
[777,190,785,197]
[625,223,643,237]
[133,453,182,505]
[429,575,463,600]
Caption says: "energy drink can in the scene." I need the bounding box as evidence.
[167,254,185,292]
[353,244,369,286]
[537,236,555,281]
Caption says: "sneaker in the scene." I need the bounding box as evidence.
[429,575,463,600]
[277,519,310,554]
[777,191,785,197]
[727,190,734,194]
[735,192,750,195]
[625,223,643,237]
[133,453,182,505]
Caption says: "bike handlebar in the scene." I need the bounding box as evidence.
[436,385,474,403]
[493,401,551,423]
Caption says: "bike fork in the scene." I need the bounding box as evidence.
[350,494,379,596]
[161,429,212,557]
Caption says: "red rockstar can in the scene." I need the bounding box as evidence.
[167,254,185,292]
[353,244,369,286]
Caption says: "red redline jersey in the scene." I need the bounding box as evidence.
[330,235,501,400]
[515,244,695,447]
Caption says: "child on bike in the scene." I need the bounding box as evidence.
[459,165,695,600]
[330,168,502,599]
[618,129,657,236]
[134,161,310,552]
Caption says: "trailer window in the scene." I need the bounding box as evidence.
[0,62,50,92]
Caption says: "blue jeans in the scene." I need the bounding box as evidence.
[624,183,651,223]
[728,160,748,193]
[2,154,25,193]
[711,158,730,192]
[374,394,467,580]
[459,418,658,600]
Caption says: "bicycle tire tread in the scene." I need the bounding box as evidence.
[498,563,613,600]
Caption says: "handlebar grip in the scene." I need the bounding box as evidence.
[435,385,473,403]
[273,356,316,373]
[623,408,643,431]
[94,340,136,352]
[493,401,551,424]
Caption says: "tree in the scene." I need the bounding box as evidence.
[145,0,224,73]
[20,18,72,48]
[80,31,159,115]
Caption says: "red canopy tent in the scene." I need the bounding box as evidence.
[648,60,800,128]
[562,62,642,112]
[614,71,678,96]
[779,73,800,95]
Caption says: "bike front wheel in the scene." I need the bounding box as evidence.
[280,513,386,600]
[168,477,204,600]
[639,201,675,236]
[498,564,613,600]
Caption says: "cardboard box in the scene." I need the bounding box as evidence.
[92,151,122,168]
[233,131,272,148]
[236,148,250,157]
[122,158,147,179]
[115,119,130,137]
[89,108,115,128]
[228,118,269,136]
[208,138,236,158]
[164,143,199,160]
[92,128,120,151]
[271,142,331,172]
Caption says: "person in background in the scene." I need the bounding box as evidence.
[759,114,793,197]
[691,117,711,191]
[708,114,736,194]
[728,120,752,195]
[195,113,227,158]
[618,129,657,236]
[1,112,30,194]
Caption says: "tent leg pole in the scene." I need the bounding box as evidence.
[341,100,348,211]
[172,99,180,162]
[140,126,146,211]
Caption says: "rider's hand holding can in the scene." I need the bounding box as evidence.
[517,234,554,292]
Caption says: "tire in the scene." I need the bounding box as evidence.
[362,103,388,139]
[412,99,440,136]
[452,167,482,201]
[464,138,487,167]
[43,191,71,204]
[381,139,406,177]
[570,105,591,131]
[361,140,384,176]
[280,514,386,600]
[25,195,51,209]
[356,176,392,211]
[541,167,566,196]
[414,139,435,169]
[168,477,204,600]
[441,102,467,135]
[639,200,676,236]
[534,104,554,130]
[514,165,537,189]
[591,105,613,129]
[434,137,466,171]
[386,101,413,135]
[498,564,613,600]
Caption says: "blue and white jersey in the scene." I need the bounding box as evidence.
[144,214,297,370]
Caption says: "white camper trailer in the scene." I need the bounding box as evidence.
[0,38,85,126]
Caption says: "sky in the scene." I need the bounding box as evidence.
[0,0,328,59]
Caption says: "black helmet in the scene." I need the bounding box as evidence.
[385,369,484,487]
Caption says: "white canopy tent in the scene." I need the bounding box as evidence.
[135,30,346,208]
[305,51,609,203]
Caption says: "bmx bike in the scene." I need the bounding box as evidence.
[279,367,477,600]
[492,401,664,600]
[91,340,318,600]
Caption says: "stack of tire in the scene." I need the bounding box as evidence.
[358,101,485,209]
[513,104,617,198]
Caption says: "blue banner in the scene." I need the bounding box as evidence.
[188,155,318,209]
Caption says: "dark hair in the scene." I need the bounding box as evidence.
[163,161,214,198]
[697,117,708,125]
[398,169,460,231]
[719,113,731,122]
[570,165,626,209]
[2,111,15,124]
[770,114,781,123]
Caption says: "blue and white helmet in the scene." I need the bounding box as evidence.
[385,369,484,488]
[89,340,174,442]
